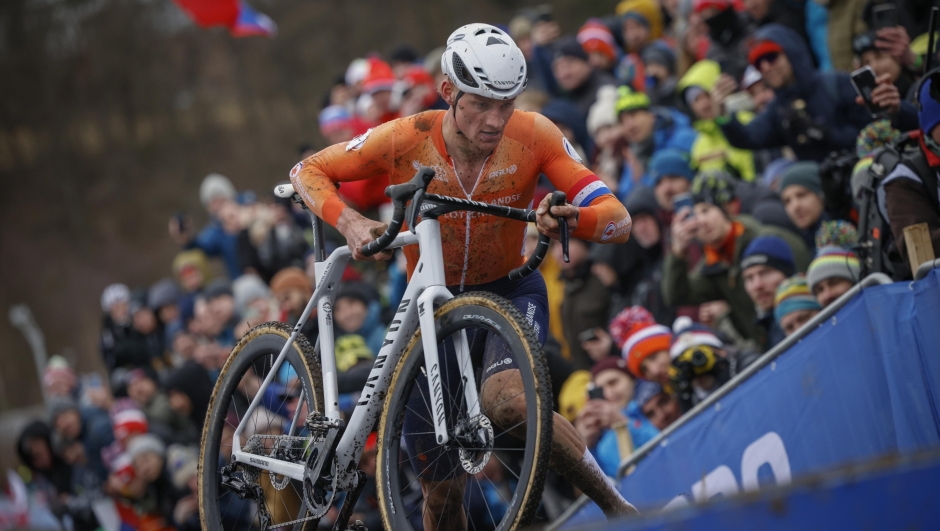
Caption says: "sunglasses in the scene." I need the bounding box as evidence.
[754,52,780,69]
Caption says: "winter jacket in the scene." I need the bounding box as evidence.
[591,400,659,477]
[677,60,757,181]
[718,24,873,162]
[618,107,698,199]
[562,69,619,123]
[826,0,867,71]
[237,224,309,284]
[703,8,755,81]
[560,261,613,371]
[662,215,810,342]
[189,220,241,279]
[101,316,163,372]
[882,147,940,271]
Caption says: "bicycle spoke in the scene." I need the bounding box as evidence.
[490,451,522,482]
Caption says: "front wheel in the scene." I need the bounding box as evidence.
[376,292,553,531]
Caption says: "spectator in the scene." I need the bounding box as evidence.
[587,86,626,192]
[101,283,157,373]
[233,273,278,338]
[124,369,194,445]
[669,319,742,411]
[740,235,797,350]
[740,65,776,114]
[399,65,441,116]
[578,19,619,73]
[650,148,694,211]
[172,249,210,294]
[509,13,560,95]
[741,0,809,45]
[853,32,917,100]
[164,361,213,430]
[714,25,875,163]
[678,59,757,181]
[361,57,399,125]
[696,0,754,81]
[43,355,79,400]
[387,43,420,78]
[614,0,665,92]
[641,42,680,108]
[540,98,595,161]
[238,192,309,283]
[204,279,237,346]
[615,87,698,199]
[551,37,617,120]
[169,174,243,280]
[634,380,682,430]
[126,434,183,531]
[807,246,861,307]
[774,275,821,336]
[48,397,114,485]
[166,444,200,531]
[17,420,74,499]
[778,161,829,253]
[576,357,659,476]
[270,267,318,345]
[333,282,386,355]
[881,76,940,271]
[130,288,166,368]
[622,322,674,385]
[149,278,182,348]
[556,238,612,370]
[663,172,809,343]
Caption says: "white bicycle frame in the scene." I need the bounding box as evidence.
[229,217,480,491]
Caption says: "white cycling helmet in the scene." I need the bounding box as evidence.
[441,23,527,101]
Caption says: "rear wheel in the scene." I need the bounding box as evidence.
[376,293,553,531]
[198,322,324,531]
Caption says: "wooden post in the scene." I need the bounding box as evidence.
[903,223,936,270]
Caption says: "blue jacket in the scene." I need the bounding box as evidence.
[591,401,660,477]
[618,108,698,200]
[719,24,872,162]
[190,220,241,279]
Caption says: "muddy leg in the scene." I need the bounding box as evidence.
[481,369,639,518]
[420,475,468,531]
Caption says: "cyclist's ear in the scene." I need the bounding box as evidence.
[440,77,458,106]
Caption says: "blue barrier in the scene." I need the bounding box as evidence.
[559,269,940,527]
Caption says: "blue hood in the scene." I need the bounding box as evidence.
[753,24,816,99]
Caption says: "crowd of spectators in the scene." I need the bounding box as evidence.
[14,0,940,528]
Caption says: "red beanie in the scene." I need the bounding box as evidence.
[693,0,733,14]
[748,40,784,66]
[361,57,397,94]
[577,20,617,63]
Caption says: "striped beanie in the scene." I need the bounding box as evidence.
[578,19,617,63]
[774,275,821,323]
[622,323,673,377]
[806,246,861,292]
[608,306,656,349]
[814,220,858,251]
[670,317,724,359]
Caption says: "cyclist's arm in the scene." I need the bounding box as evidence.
[289,123,395,227]
[534,114,631,244]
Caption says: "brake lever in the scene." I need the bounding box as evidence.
[549,191,569,263]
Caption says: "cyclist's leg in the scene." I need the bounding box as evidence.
[478,272,638,517]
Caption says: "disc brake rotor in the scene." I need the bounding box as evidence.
[456,414,494,474]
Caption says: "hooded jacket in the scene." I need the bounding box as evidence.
[677,60,756,181]
[718,25,872,162]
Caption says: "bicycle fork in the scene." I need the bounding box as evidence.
[417,286,481,446]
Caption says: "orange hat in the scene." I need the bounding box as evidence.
[362,57,397,94]
[578,19,617,63]
[622,323,673,377]
[269,267,313,297]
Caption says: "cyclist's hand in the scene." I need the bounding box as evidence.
[535,193,579,239]
[337,208,394,261]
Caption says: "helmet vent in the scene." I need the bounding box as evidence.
[452,52,479,88]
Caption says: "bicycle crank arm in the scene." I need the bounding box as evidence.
[332,470,367,531]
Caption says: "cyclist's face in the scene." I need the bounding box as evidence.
[449,87,516,150]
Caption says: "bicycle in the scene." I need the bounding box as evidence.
[198,167,571,531]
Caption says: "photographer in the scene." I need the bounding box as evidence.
[669,318,753,412]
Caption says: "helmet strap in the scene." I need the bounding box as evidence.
[453,90,466,137]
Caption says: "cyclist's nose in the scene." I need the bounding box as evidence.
[484,108,507,131]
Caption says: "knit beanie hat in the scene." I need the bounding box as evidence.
[762,158,794,189]
[553,37,590,63]
[127,433,166,460]
[361,57,397,94]
[748,40,785,67]
[590,356,633,379]
[649,148,694,183]
[578,19,617,63]
[641,42,677,74]
[270,267,313,297]
[319,105,353,135]
[43,356,76,392]
[47,397,79,424]
[693,0,733,13]
[616,0,664,41]
[622,323,673,377]
[167,444,199,490]
[806,246,861,292]
[855,119,901,158]
[691,169,737,207]
[670,317,724,359]
[774,275,822,323]
[558,370,592,422]
[587,86,619,137]
[233,274,271,317]
[615,86,651,114]
[778,161,823,197]
[199,173,236,208]
[741,235,796,276]
[608,305,656,349]
[112,408,149,444]
[919,76,940,136]
[815,220,858,250]
[147,278,181,310]
[624,185,660,219]
[101,283,131,312]
[633,379,664,407]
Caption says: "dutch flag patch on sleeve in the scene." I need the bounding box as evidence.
[568,175,612,207]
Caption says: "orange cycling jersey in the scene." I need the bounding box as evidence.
[290,109,631,287]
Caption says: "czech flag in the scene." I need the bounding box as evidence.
[172,0,277,38]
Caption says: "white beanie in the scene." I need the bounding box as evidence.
[199,173,236,208]
[587,85,619,138]
[127,433,166,460]
[233,274,271,318]
[101,283,131,312]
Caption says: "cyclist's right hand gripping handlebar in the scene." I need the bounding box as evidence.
[508,190,567,280]
[361,167,436,257]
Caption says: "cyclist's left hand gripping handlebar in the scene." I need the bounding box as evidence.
[361,167,436,257]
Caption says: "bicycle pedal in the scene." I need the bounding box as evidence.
[305,412,342,432]
[346,520,367,531]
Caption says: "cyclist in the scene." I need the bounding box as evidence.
[291,23,637,529]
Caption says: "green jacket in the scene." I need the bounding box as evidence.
[662,215,810,342]
[677,60,756,181]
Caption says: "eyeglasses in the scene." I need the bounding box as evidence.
[754,52,780,69]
